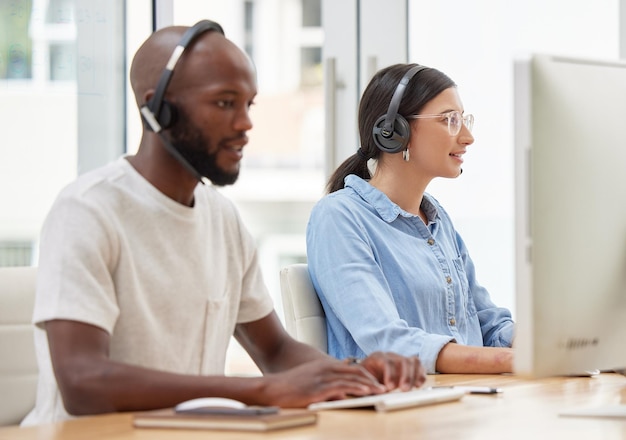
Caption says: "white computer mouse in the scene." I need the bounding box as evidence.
[175,397,246,412]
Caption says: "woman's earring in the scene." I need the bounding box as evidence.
[402,148,410,162]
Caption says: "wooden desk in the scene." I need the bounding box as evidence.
[2,373,626,439]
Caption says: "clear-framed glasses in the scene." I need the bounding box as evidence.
[406,110,474,136]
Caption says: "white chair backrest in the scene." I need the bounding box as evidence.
[279,263,327,353]
[0,266,38,426]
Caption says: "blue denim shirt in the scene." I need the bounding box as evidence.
[306,175,514,373]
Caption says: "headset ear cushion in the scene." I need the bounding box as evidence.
[142,98,178,132]
[372,114,411,154]
[157,100,178,130]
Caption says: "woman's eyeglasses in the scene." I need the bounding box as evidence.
[406,111,474,136]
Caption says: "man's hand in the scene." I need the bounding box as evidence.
[235,315,425,407]
[255,353,425,408]
[255,358,387,408]
[358,351,426,392]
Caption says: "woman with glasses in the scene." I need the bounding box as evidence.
[306,63,514,374]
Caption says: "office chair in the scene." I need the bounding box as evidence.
[0,266,38,426]
[279,263,328,353]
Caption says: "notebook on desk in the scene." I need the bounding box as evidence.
[307,387,465,412]
[133,407,317,432]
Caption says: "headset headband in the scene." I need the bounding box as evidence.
[148,20,225,125]
[379,64,426,137]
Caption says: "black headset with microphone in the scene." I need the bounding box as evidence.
[372,64,427,154]
[139,19,225,183]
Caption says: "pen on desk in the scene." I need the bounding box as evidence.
[432,386,502,395]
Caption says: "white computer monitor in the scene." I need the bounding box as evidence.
[514,53,626,378]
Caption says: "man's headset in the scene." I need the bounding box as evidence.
[139,19,225,183]
[372,64,427,154]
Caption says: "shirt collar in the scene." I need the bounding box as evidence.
[344,174,439,224]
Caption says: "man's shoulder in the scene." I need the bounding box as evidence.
[59,159,127,200]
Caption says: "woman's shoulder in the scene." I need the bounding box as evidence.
[312,186,366,214]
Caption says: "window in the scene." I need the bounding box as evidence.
[302,0,320,27]
[0,241,34,267]
[1,0,133,269]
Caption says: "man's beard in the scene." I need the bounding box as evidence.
[168,118,240,186]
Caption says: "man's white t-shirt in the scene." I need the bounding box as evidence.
[22,157,274,425]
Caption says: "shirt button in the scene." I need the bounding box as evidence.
[449,318,456,326]
[446,276,452,284]
[427,238,435,245]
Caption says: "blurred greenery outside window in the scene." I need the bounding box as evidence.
[1,0,33,79]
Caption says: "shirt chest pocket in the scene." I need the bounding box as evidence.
[452,257,477,317]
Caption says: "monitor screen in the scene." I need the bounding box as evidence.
[514,54,626,378]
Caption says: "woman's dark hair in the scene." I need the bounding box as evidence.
[326,63,456,193]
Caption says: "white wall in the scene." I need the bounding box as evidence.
[407,0,620,314]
